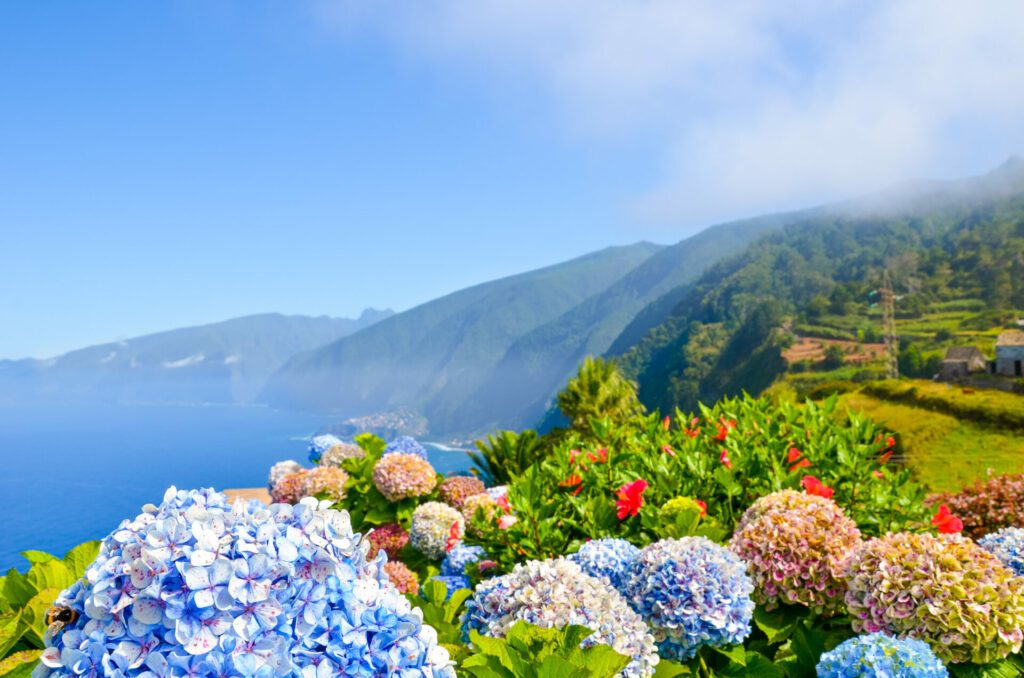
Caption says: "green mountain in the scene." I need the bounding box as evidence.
[262,244,664,434]
[612,157,1024,414]
[0,310,391,406]
[458,216,787,432]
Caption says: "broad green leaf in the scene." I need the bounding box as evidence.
[652,659,692,677]
[753,605,802,645]
[19,552,56,566]
[62,541,100,579]
[0,649,41,678]
[713,644,747,666]
[26,560,74,594]
[0,612,25,659]
[2,571,35,610]
[19,587,61,647]
[949,660,1024,678]
[718,652,786,678]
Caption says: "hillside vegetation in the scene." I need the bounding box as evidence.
[613,157,1024,416]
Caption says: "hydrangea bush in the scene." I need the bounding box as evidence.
[438,476,486,509]
[624,537,753,661]
[267,460,302,492]
[384,436,429,460]
[269,469,308,504]
[816,633,948,678]
[366,522,410,561]
[729,490,861,615]
[461,493,499,536]
[307,433,344,464]
[411,502,465,560]
[383,561,420,595]
[300,465,349,502]
[441,545,485,577]
[35,487,455,677]
[569,538,639,592]
[462,558,659,677]
[319,442,365,467]
[843,532,1024,663]
[979,527,1024,577]
[372,452,438,502]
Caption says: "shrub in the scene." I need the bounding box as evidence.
[307,433,344,464]
[927,473,1024,539]
[978,527,1024,577]
[438,475,487,509]
[267,459,302,491]
[384,435,430,459]
[569,538,639,592]
[300,465,349,502]
[462,558,658,677]
[364,522,409,560]
[35,487,455,676]
[270,469,309,504]
[383,560,420,594]
[843,532,1024,664]
[318,442,365,467]
[729,490,861,615]
[411,501,465,559]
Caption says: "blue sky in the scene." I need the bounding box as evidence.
[2,1,1023,359]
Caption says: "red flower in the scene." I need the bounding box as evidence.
[931,504,964,534]
[615,480,648,520]
[720,417,736,430]
[801,475,834,499]
[446,521,462,551]
[496,494,511,512]
[572,484,583,497]
[477,560,497,572]
[661,444,676,457]
[878,450,893,464]
[695,499,708,517]
[886,436,896,449]
[568,449,581,466]
[719,450,733,470]
[872,470,884,480]
[789,458,812,472]
[586,447,608,464]
[559,473,583,488]
[786,447,802,463]
[662,416,671,431]
[684,427,699,439]
[714,426,729,442]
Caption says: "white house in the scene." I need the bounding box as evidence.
[994,331,1024,378]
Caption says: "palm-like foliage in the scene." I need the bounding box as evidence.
[556,356,644,431]
[470,430,545,486]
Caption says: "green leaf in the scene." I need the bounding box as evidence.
[62,541,100,579]
[1,571,35,610]
[652,659,692,677]
[0,612,25,659]
[0,649,41,678]
[753,605,802,645]
[949,659,1024,678]
[712,644,747,666]
[26,561,74,594]
[19,552,55,566]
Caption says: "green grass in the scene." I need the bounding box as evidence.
[838,392,1024,492]
[862,379,1024,430]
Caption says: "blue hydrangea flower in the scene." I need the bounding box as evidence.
[624,537,754,661]
[978,527,1024,577]
[817,633,948,677]
[570,538,640,592]
[441,545,485,577]
[35,486,455,677]
[384,436,429,460]
[431,576,471,599]
[464,558,659,677]
[307,434,343,464]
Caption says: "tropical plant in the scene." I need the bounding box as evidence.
[556,356,644,434]
[470,429,545,485]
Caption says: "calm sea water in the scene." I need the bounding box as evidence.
[0,404,472,572]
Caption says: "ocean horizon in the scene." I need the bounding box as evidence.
[0,402,473,572]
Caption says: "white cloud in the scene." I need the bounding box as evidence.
[99,351,117,364]
[312,0,1024,227]
[162,353,205,369]
[224,354,241,365]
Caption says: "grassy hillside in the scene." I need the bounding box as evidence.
[263,244,663,435]
[613,157,1024,415]
[831,381,1024,491]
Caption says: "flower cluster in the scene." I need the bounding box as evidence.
[318,442,365,467]
[438,475,487,509]
[441,545,485,577]
[301,465,349,502]
[267,459,302,491]
[372,452,438,502]
[486,485,508,502]
[569,538,639,592]
[461,493,499,535]
[383,436,429,460]
[411,502,465,560]
[36,487,454,677]
[816,633,948,678]
[979,527,1024,577]
[365,523,410,561]
[307,433,344,464]
[843,532,1024,663]
[463,558,659,677]
[624,538,754,661]
[269,469,309,504]
[729,490,861,615]
[383,561,420,595]
[928,473,1024,539]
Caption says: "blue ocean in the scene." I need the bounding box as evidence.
[0,404,472,572]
